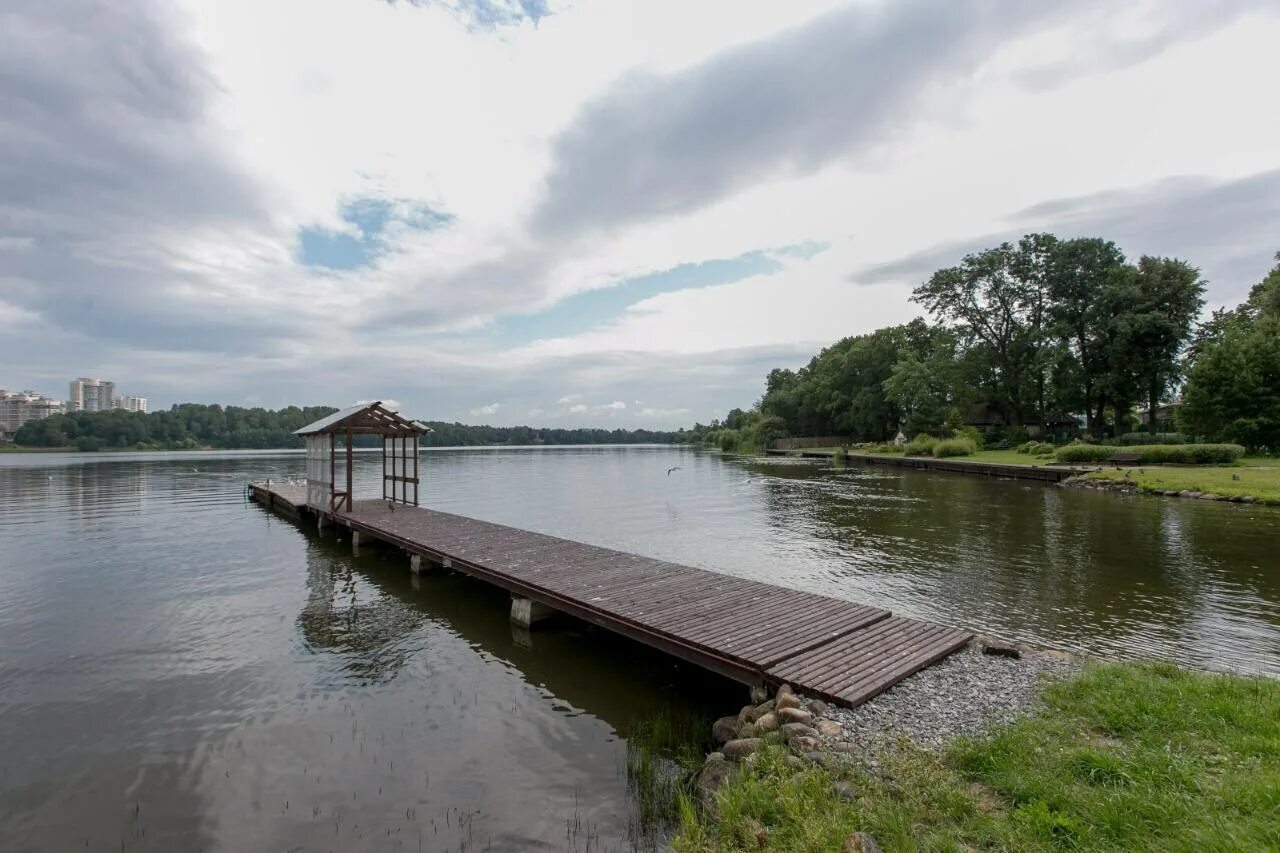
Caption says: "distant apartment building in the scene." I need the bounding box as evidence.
[0,389,66,439]
[69,377,115,412]
[114,395,148,413]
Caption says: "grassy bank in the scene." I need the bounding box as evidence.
[1084,459,1280,505]
[676,662,1279,852]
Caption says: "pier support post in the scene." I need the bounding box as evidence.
[317,514,327,532]
[510,596,554,628]
[352,531,361,555]
[410,554,423,574]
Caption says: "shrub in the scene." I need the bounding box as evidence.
[832,446,848,465]
[1016,441,1036,454]
[904,433,937,456]
[1120,432,1186,445]
[933,437,977,457]
[1055,444,1121,464]
[1056,443,1246,465]
[1032,443,1057,457]
[1003,425,1032,446]
[717,429,739,452]
[954,425,985,450]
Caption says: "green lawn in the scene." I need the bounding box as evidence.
[676,662,1280,852]
[1086,459,1280,504]
[846,447,1059,467]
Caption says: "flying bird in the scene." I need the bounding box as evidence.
[667,466,681,476]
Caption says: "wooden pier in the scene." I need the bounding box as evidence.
[248,480,970,707]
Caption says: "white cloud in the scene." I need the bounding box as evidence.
[4,0,1278,431]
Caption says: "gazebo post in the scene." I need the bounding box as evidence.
[345,428,354,511]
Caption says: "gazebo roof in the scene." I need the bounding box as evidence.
[294,401,426,436]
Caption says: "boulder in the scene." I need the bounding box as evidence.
[697,755,735,814]
[844,832,882,853]
[712,715,741,744]
[781,722,818,739]
[816,719,843,738]
[753,699,776,717]
[1241,496,1257,503]
[788,735,820,754]
[738,721,757,740]
[832,781,857,802]
[830,741,857,752]
[738,703,761,724]
[981,641,1021,659]
[775,692,802,711]
[1199,492,1220,500]
[722,738,763,761]
[752,712,779,735]
[808,699,829,716]
[778,707,814,725]
[776,683,795,701]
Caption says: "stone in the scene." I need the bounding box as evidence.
[844,831,882,853]
[1199,492,1220,500]
[832,781,857,802]
[781,722,818,739]
[697,755,734,813]
[981,641,1021,659]
[749,685,769,704]
[788,735,820,753]
[776,682,795,701]
[753,699,776,717]
[737,722,757,740]
[830,741,857,753]
[777,707,814,725]
[808,699,829,716]
[752,712,779,734]
[738,703,761,724]
[775,692,802,710]
[722,738,763,761]
[816,719,843,738]
[1241,496,1256,503]
[712,715,741,745]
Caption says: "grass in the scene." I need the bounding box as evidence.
[1085,459,1280,504]
[675,662,1280,852]
[627,708,712,845]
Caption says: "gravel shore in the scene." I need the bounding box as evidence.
[814,644,1080,763]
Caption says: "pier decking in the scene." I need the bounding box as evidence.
[248,481,970,706]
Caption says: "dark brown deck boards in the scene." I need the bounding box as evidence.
[250,485,970,705]
[766,616,972,706]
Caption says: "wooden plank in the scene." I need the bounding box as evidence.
[262,496,972,703]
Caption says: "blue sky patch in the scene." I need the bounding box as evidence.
[299,196,451,270]
[491,244,811,345]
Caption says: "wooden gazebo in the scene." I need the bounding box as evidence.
[295,401,428,514]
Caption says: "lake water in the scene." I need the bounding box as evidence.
[1,446,1277,851]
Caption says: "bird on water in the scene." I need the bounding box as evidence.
[667,466,681,476]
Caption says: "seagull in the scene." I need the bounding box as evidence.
[667,466,681,476]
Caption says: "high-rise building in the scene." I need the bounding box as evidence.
[69,377,115,412]
[0,389,65,438]
[114,395,148,413]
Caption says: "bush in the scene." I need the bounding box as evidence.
[933,437,977,457]
[1120,432,1186,445]
[832,446,848,465]
[954,425,985,450]
[1056,443,1246,465]
[717,429,739,452]
[867,442,905,454]
[904,433,937,456]
[1032,443,1056,457]
[1016,441,1035,454]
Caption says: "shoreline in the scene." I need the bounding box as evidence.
[681,648,1279,851]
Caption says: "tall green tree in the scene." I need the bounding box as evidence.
[1045,238,1129,436]
[912,236,1055,427]
[1179,253,1280,450]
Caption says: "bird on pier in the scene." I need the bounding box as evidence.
[386,501,396,513]
[667,466,681,476]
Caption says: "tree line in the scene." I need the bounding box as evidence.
[14,404,683,451]
[685,237,1279,453]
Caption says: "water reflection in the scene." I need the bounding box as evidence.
[0,447,1276,851]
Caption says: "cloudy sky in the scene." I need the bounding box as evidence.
[3,0,1278,427]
